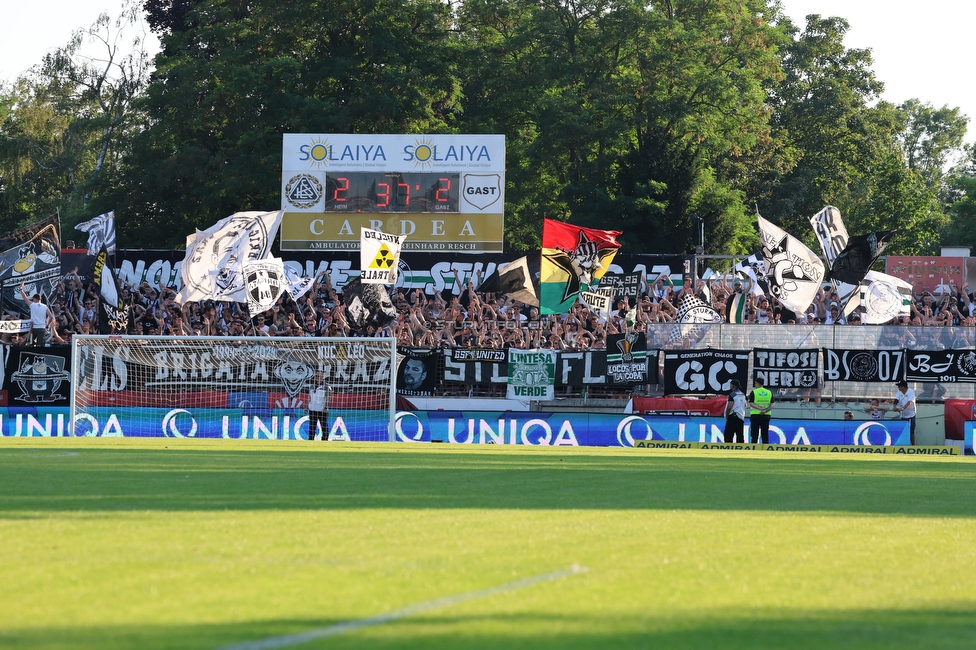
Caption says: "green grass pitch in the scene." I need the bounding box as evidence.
[1,438,975,649]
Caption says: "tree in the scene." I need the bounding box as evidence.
[114,0,463,247]
[457,0,784,254]
[0,1,149,231]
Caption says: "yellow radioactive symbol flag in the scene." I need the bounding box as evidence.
[368,244,395,269]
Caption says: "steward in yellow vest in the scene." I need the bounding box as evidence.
[748,377,773,444]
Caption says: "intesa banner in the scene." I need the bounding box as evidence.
[507,349,555,400]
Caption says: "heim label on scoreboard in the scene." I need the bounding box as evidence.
[281,134,505,252]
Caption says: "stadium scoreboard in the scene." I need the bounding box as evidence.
[281,134,505,252]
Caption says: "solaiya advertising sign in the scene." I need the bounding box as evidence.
[281,134,505,252]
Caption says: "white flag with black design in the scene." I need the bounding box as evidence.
[809,206,859,315]
[733,253,768,296]
[360,228,404,284]
[242,257,286,315]
[757,214,824,315]
[669,293,722,344]
[75,211,116,257]
[580,289,613,323]
[859,271,913,324]
[284,265,315,300]
[176,210,283,304]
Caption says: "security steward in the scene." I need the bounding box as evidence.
[748,376,773,444]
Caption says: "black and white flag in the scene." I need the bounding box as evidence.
[826,230,896,286]
[757,214,824,314]
[668,292,722,344]
[599,271,642,302]
[242,258,286,315]
[859,271,912,324]
[177,210,283,304]
[75,211,116,258]
[809,205,859,314]
[0,215,61,318]
[479,253,541,307]
[342,277,396,329]
[284,265,315,300]
[92,246,129,333]
[732,253,768,296]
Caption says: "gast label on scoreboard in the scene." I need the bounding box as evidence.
[281,134,505,252]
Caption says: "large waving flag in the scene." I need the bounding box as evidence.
[757,214,824,314]
[479,253,541,307]
[860,271,913,324]
[75,211,116,258]
[808,206,859,315]
[540,218,621,314]
[92,245,128,333]
[0,214,61,318]
[176,210,283,304]
[826,230,896,286]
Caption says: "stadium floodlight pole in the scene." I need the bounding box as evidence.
[70,334,396,441]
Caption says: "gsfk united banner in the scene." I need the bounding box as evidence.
[507,349,555,400]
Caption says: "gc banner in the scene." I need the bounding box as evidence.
[662,350,749,396]
[823,349,905,383]
[905,350,976,383]
[753,348,819,389]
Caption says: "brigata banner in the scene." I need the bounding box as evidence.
[507,349,555,400]
[905,349,976,383]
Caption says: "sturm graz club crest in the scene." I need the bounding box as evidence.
[284,173,323,210]
[11,352,70,403]
[245,262,285,314]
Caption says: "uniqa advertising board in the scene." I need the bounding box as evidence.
[280,134,505,252]
[0,409,910,448]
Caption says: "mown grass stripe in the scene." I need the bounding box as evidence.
[217,565,587,650]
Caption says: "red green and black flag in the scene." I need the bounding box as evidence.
[540,219,621,314]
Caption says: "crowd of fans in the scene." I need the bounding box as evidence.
[3,267,975,349]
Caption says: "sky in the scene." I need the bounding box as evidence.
[0,1,972,146]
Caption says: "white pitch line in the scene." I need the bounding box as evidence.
[217,564,588,650]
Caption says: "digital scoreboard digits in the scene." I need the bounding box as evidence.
[324,172,460,213]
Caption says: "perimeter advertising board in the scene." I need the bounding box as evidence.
[0,410,910,447]
[281,134,505,252]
